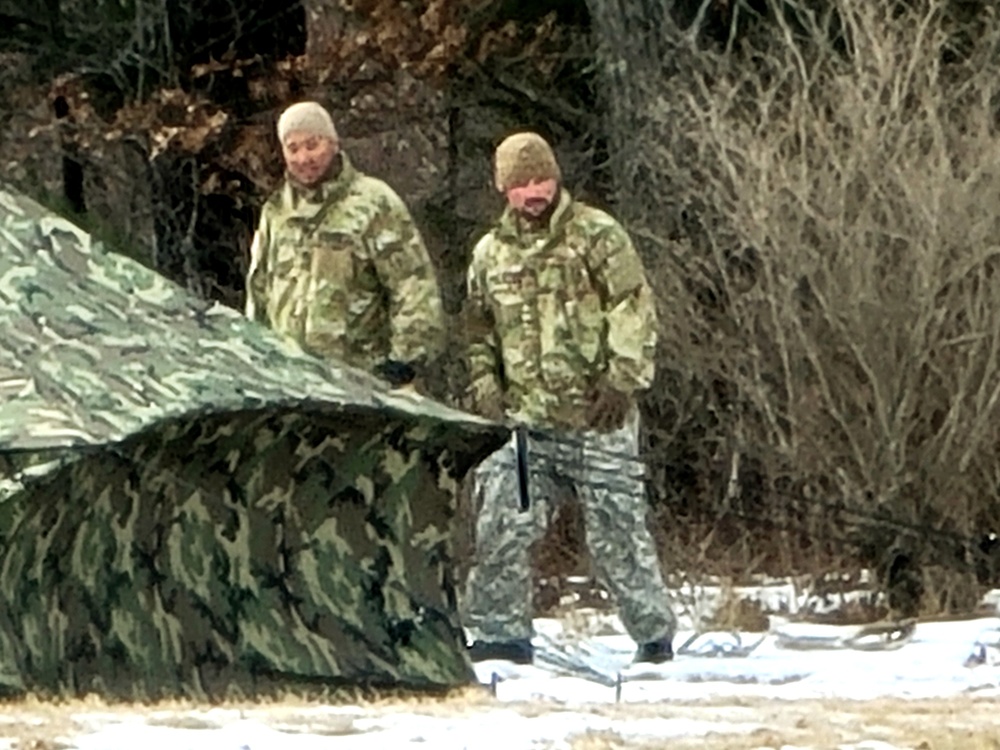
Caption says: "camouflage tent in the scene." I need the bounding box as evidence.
[0,185,506,699]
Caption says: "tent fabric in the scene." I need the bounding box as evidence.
[0,187,484,451]
[0,185,507,698]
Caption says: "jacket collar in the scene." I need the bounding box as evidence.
[495,188,573,245]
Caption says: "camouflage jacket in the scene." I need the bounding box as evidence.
[464,189,657,429]
[246,154,445,372]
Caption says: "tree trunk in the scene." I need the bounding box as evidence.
[582,0,674,214]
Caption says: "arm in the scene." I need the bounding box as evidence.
[368,190,445,366]
[588,221,658,394]
[463,239,504,418]
[245,209,271,324]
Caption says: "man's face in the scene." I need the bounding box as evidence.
[282,131,338,187]
[505,178,559,218]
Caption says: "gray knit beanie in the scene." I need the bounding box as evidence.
[276,101,338,145]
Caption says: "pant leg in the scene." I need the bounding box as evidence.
[461,434,555,642]
[575,409,677,644]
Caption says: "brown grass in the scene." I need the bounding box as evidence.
[3,694,1000,749]
[567,696,1000,749]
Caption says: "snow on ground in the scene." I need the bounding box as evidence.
[2,585,999,749]
[481,612,1000,704]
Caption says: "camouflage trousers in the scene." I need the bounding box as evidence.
[461,409,677,645]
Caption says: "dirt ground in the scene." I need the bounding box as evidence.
[1,692,999,750]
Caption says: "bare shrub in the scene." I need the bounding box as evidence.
[596,0,1000,613]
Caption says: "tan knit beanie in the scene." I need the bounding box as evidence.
[276,101,338,145]
[494,132,561,191]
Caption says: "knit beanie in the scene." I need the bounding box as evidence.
[276,101,338,145]
[494,132,562,191]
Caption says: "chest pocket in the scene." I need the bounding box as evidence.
[486,265,533,328]
[547,243,593,300]
[311,229,357,282]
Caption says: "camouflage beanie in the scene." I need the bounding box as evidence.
[276,101,338,145]
[494,132,562,191]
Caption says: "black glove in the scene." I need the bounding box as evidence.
[374,359,417,388]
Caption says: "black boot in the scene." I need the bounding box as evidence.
[468,638,534,664]
[634,637,674,664]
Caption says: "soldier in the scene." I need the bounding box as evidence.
[246,101,444,387]
[461,132,677,665]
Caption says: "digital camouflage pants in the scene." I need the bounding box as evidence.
[461,409,677,645]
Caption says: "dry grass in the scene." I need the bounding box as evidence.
[701,585,772,631]
[3,694,1000,749]
[0,688,497,748]
[562,696,1000,749]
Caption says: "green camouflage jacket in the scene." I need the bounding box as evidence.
[465,189,657,429]
[246,154,445,372]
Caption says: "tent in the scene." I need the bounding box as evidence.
[0,185,506,699]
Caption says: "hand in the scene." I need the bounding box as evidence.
[374,359,416,388]
[586,384,631,432]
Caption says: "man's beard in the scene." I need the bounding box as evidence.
[517,196,557,225]
[523,198,551,215]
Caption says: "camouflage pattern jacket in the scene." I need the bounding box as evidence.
[246,154,445,372]
[465,189,658,430]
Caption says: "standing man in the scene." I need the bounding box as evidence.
[461,132,677,665]
[246,101,444,387]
